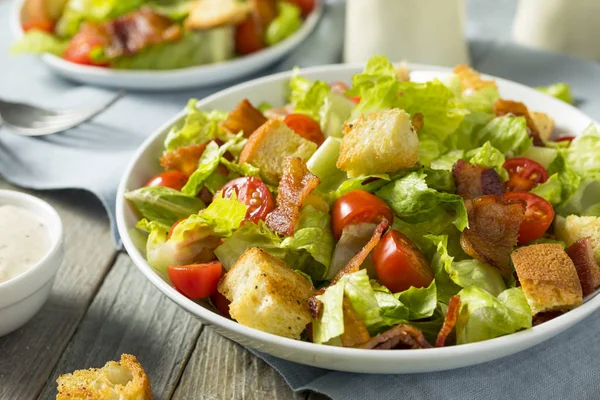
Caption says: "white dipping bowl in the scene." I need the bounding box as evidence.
[0,190,64,337]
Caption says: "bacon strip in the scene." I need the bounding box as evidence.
[220,99,268,138]
[460,195,526,278]
[340,298,371,347]
[160,143,208,176]
[309,219,389,318]
[360,324,432,350]
[493,99,544,146]
[452,160,504,200]
[266,157,320,236]
[566,238,600,296]
[435,295,461,347]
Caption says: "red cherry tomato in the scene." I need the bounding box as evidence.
[504,192,555,245]
[217,177,275,224]
[503,157,549,192]
[285,0,316,17]
[331,190,394,240]
[168,262,223,300]
[145,171,188,191]
[234,17,265,55]
[554,135,576,144]
[210,291,231,318]
[372,230,434,293]
[284,114,325,145]
[63,25,109,66]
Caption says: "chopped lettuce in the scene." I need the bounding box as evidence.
[564,124,600,181]
[466,141,508,180]
[220,158,260,178]
[306,137,347,192]
[422,167,456,193]
[557,178,600,217]
[125,186,205,227]
[462,85,501,113]
[425,235,461,304]
[430,150,464,171]
[376,171,468,231]
[265,2,303,46]
[532,152,581,208]
[136,219,170,278]
[396,281,438,320]
[477,116,532,155]
[164,99,228,153]
[11,31,68,56]
[320,93,356,138]
[55,0,144,37]
[456,286,532,344]
[448,260,506,297]
[343,270,386,331]
[418,136,448,166]
[335,174,391,198]
[445,111,494,152]
[346,56,399,117]
[536,82,574,104]
[293,81,331,122]
[288,68,313,104]
[518,146,558,169]
[312,279,345,345]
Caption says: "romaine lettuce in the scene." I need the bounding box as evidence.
[536,82,574,104]
[565,124,600,181]
[425,235,461,304]
[448,260,506,297]
[125,186,205,227]
[293,81,331,122]
[531,152,581,208]
[466,141,508,180]
[11,31,68,56]
[430,150,465,171]
[56,0,144,37]
[306,137,347,192]
[346,56,399,117]
[477,116,532,155]
[265,2,302,46]
[312,279,345,345]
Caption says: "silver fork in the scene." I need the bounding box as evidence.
[0,91,125,137]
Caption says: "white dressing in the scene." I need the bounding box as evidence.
[0,205,51,284]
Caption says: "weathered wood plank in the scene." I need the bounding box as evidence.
[172,327,306,400]
[0,182,117,400]
[37,253,203,399]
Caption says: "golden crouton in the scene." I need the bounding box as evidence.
[453,64,498,93]
[56,354,152,400]
[239,119,317,185]
[511,244,582,315]
[218,248,315,339]
[336,109,418,178]
[530,111,555,141]
[555,215,600,264]
[185,0,251,30]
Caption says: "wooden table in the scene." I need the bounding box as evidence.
[0,179,327,400]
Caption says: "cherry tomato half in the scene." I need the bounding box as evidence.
[234,17,264,55]
[217,177,275,224]
[504,192,555,245]
[210,291,231,318]
[284,114,325,145]
[331,190,394,240]
[63,26,109,66]
[285,0,316,17]
[168,261,223,300]
[145,171,188,191]
[372,230,434,293]
[503,157,549,192]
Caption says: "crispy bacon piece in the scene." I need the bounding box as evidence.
[435,295,461,347]
[265,157,320,236]
[309,219,389,319]
[341,298,371,347]
[566,238,600,296]
[220,99,268,137]
[493,99,544,146]
[452,160,504,200]
[360,324,432,350]
[460,195,526,278]
[454,64,498,93]
[160,143,208,176]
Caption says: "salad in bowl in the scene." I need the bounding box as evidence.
[124,55,600,350]
[13,0,315,70]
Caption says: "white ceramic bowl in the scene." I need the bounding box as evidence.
[0,190,64,337]
[10,0,323,91]
[117,63,600,374]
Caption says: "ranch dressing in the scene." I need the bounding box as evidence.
[0,205,51,284]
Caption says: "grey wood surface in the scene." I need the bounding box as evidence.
[0,179,327,400]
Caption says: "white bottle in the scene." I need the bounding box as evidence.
[513,0,600,61]
[343,0,470,66]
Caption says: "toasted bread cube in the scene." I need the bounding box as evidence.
[511,244,582,315]
[185,0,251,30]
[239,119,317,185]
[555,215,600,265]
[531,111,555,141]
[218,248,315,339]
[56,354,152,400]
[336,109,418,178]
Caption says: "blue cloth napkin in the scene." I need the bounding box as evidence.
[2,1,600,398]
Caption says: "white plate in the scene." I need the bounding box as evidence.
[11,0,323,91]
[117,63,600,374]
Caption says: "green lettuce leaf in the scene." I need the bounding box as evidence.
[306,137,347,192]
[320,93,356,138]
[265,2,302,45]
[448,260,506,297]
[466,141,508,180]
[135,219,170,278]
[346,56,399,116]
[182,139,239,196]
[536,82,574,104]
[11,31,68,56]
[532,152,581,208]
[531,174,563,205]
[418,135,448,166]
[288,68,313,105]
[312,279,345,345]
[518,146,558,169]
[293,81,331,122]
[557,178,600,217]
[376,171,468,231]
[430,150,464,171]
[219,158,260,178]
[477,116,532,155]
[125,186,205,227]
[445,111,494,152]
[425,235,461,304]
[456,286,532,344]
[396,281,438,320]
[164,99,228,152]
[462,85,501,113]
[335,174,391,198]
[342,270,386,332]
[564,124,600,181]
